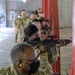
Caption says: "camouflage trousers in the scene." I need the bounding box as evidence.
[14,27,24,43]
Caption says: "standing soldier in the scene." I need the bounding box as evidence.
[21,9,26,19]
[31,19,41,37]
[21,9,28,28]
[38,11,44,20]
[27,11,30,18]
[38,8,42,13]
[13,13,24,43]
[25,12,37,27]
[23,25,54,75]
[24,24,68,75]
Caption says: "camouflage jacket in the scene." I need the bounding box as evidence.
[13,18,23,29]
[25,18,34,26]
[21,14,29,28]
[0,65,45,75]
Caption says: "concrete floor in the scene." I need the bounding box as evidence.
[0,27,72,75]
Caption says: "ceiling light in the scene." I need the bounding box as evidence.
[22,0,26,3]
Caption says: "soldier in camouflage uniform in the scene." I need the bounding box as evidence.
[23,24,54,75]
[38,11,44,21]
[13,14,24,43]
[31,19,41,37]
[21,9,28,28]
[24,24,68,75]
[38,8,42,13]
[27,11,30,18]
[0,43,45,75]
[38,27,54,75]
[25,12,37,27]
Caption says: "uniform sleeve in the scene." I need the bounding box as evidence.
[25,19,31,26]
[13,19,17,27]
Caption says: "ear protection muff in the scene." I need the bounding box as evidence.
[17,60,30,70]
[18,60,23,67]
[19,64,22,67]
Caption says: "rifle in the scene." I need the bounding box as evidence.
[27,37,72,47]
[42,38,72,63]
[27,38,71,59]
[27,37,72,63]
[42,39,72,47]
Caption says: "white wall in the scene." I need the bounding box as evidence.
[0,0,6,27]
[58,0,73,28]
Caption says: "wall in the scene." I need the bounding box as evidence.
[6,0,42,27]
[0,0,6,27]
[58,0,73,28]
[0,0,73,27]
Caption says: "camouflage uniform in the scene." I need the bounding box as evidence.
[37,34,59,75]
[25,18,34,27]
[38,51,53,75]
[0,65,45,75]
[24,29,58,75]
[24,39,54,75]
[21,13,28,28]
[13,18,24,43]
